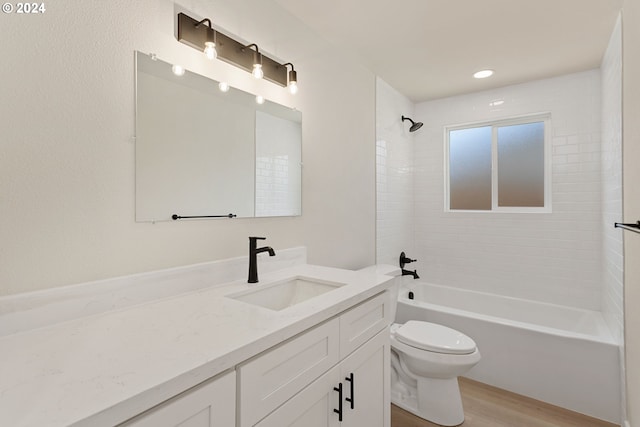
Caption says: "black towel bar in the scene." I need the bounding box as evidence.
[172,214,236,220]
[614,221,640,234]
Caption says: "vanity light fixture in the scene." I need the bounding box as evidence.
[218,81,230,92]
[256,95,265,104]
[176,12,297,91]
[283,63,298,94]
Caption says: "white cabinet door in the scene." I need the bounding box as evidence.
[239,318,340,426]
[257,328,390,427]
[255,365,341,427]
[340,329,390,427]
[122,370,235,427]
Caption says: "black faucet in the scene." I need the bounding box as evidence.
[399,251,419,279]
[248,236,276,283]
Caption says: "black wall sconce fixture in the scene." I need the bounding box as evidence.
[177,12,298,93]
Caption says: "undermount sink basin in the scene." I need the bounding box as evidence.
[228,277,346,311]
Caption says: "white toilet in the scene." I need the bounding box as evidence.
[387,269,481,426]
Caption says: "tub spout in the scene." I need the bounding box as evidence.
[402,269,420,279]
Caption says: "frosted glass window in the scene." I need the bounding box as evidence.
[449,126,492,210]
[446,115,549,212]
[497,122,544,207]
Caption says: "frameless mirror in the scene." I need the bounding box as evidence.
[135,51,302,222]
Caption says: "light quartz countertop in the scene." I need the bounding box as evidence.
[0,264,395,427]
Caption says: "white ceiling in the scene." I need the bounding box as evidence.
[274,0,623,102]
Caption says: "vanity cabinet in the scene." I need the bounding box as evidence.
[254,328,389,427]
[239,291,391,427]
[121,370,235,427]
[120,291,390,427]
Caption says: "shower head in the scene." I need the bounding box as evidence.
[402,115,423,132]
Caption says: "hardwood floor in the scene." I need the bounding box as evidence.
[391,377,618,427]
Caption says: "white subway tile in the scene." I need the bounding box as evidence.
[377,56,622,325]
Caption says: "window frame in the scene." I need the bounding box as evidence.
[444,113,552,213]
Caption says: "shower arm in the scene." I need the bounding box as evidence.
[401,116,416,125]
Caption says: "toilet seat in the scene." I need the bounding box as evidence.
[394,321,476,355]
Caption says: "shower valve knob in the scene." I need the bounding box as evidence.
[399,251,416,268]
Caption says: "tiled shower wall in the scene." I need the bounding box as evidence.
[601,16,623,343]
[376,78,415,266]
[376,66,623,317]
[413,70,603,310]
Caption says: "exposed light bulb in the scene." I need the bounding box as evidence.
[172,64,185,76]
[252,63,264,79]
[204,41,217,60]
[218,81,230,92]
[256,95,265,104]
[287,69,298,95]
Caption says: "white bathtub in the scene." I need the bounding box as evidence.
[395,282,621,424]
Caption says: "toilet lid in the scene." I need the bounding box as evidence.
[395,321,477,355]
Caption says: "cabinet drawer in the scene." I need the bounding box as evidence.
[239,317,340,427]
[253,364,341,427]
[120,370,235,427]
[339,291,390,359]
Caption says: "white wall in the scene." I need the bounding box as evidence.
[600,17,626,422]
[0,0,376,296]
[623,1,640,424]
[375,78,415,266]
[413,71,603,310]
[601,15,624,345]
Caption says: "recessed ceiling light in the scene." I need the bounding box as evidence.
[473,69,494,79]
[171,64,185,76]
